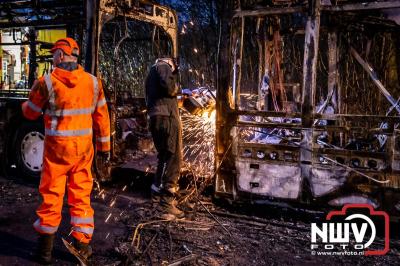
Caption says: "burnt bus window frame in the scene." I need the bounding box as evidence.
[215,2,400,215]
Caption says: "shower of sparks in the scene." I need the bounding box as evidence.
[144,166,150,176]
[109,198,117,207]
[105,213,112,223]
[181,109,216,178]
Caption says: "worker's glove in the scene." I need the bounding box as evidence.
[97,151,111,164]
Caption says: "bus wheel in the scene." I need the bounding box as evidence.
[14,121,44,179]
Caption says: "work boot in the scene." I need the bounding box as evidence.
[175,189,196,211]
[158,191,185,220]
[73,239,93,260]
[178,200,196,212]
[35,234,55,265]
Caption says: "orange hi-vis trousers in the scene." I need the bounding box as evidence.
[34,136,95,243]
[23,66,111,243]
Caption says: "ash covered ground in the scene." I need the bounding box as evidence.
[0,174,399,266]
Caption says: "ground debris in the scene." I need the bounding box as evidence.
[1,175,400,265]
[111,196,400,266]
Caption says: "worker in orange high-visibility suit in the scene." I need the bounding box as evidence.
[22,37,110,265]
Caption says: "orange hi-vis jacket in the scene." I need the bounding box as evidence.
[22,65,110,243]
[23,66,110,151]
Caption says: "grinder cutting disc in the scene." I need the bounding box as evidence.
[182,96,203,115]
[62,237,89,266]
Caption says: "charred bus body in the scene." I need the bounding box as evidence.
[0,0,178,180]
[215,0,400,217]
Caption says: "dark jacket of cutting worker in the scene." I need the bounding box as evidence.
[22,37,110,264]
[145,58,184,219]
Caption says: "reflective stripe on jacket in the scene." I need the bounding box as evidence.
[22,65,111,151]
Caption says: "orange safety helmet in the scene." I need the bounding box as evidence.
[51,37,80,57]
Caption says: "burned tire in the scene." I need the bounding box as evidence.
[13,121,44,179]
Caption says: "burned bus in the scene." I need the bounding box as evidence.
[215,0,400,217]
[0,0,178,181]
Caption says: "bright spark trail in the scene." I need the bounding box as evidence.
[181,109,216,179]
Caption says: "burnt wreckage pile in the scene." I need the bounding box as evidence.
[1,1,400,264]
[215,0,400,216]
[2,0,400,216]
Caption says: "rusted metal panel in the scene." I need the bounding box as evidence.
[299,1,321,199]
[216,0,400,215]
[235,17,245,110]
[327,31,338,112]
[235,110,301,118]
[301,0,321,128]
[85,0,100,75]
[100,0,179,58]
[236,121,301,129]
[236,160,301,199]
[27,28,37,88]
[215,0,236,196]
[310,166,348,197]
[321,1,400,12]
[233,6,304,18]
[350,46,400,115]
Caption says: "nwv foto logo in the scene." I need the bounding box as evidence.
[310,204,390,256]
